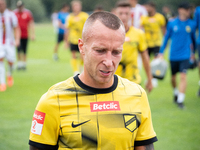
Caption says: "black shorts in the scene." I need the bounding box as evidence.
[148,46,160,57]
[17,38,28,54]
[170,59,189,75]
[70,43,79,52]
[57,33,64,43]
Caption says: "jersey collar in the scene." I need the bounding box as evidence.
[74,74,118,94]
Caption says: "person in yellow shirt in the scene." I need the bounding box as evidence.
[29,11,157,150]
[140,1,166,58]
[115,1,153,92]
[65,0,88,75]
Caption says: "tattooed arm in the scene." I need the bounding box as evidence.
[135,143,154,150]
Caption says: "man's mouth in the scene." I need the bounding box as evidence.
[101,70,110,74]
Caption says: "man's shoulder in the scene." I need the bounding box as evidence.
[155,12,165,19]
[130,26,144,34]
[80,12,89,18]
[196,6,200,11]
[4,9,15,15]
[23,8,32,14]
[136,4,146,11]
[49,76,75,91]
[39,77,75,102]
[117,75,145,95]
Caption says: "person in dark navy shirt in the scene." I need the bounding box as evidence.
[159,2,196,109]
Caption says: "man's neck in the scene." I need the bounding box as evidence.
[0,8,6,14]
[179,15,188,21]
[131,3,137,8]
[125,24,129,33]
[78,72,114,89]
[74,11,80,16]
[149,11,156,17]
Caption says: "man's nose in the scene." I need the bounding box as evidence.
[103,52,113,68]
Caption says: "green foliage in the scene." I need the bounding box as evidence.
[23,0,46,22]
[0,23,200,150]
[6,0,46,22]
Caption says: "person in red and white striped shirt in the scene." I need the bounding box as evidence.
[0,0,20,92]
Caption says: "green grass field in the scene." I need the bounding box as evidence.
[0,23,200,150]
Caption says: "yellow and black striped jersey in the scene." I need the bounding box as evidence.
[141,13,165,48]
[66,12,88,45]
[116,26,147,84]
[29,75,157,150]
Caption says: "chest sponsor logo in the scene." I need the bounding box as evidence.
[173,26,178,32]
[31,110,45,135]
[186,26,191,33]
[90,101,120,112]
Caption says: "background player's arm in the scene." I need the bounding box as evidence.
[135,143,155,150]
[161,26,166,35]
[64,28,69,49]
[14,25,20,47]
[158,21,172,58]
[29,20,35,41]
[140,50,153,93]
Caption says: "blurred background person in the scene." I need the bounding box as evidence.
[115,1,153,93]
[65,0,88,75]
[140,1,166,87]
[194,5,200,97]
[159,2,196,108]
[128,0,148,77]
[0,0,20,91]
[14,0,35,70]
[53,4,69,61]
[162,5,175,26]
[94,4,103,12]
[189,3,196,19]
[51,10,58,33]
[128,0,147,28]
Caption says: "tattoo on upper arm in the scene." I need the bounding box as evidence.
[145,144,154,150]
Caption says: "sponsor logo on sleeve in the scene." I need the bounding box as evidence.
[31,110,46,135]
[90,101,120,112]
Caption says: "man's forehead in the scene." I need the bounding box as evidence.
[90,20,125,34]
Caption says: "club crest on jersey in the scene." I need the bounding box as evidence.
[173,26,178,32]
[31,110,46,135]
[123,114,140,132]
[186,26,191,33]
[90,101,120,112]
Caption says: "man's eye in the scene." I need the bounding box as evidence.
[113,50,121,55]
[96,50,105,53]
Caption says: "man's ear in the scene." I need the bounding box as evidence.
[78,38,84,55]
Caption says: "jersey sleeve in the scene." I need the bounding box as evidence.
[194,7,199,27]
[159,21,172,54]
[138,30,147,52]
[140,16,145,27]
[29,89,60,150]
[27,10,34,22]
[84,12,89,22]
[66,15,71,29]
[159,14,166,27]
[12,12,18,27]
[134,86,157,146]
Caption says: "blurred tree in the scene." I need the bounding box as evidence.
[7,0,46,22]
[6,0,200,22]
[24,0,46,22]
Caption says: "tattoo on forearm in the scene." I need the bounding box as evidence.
[145,144,154,150]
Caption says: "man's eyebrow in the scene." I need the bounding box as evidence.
[92,46,107,50]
